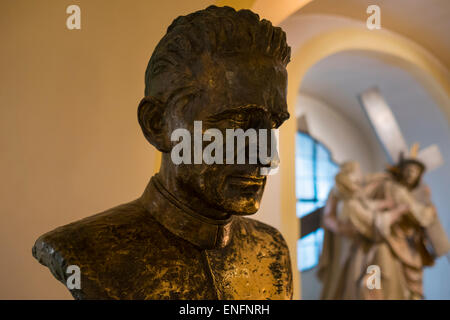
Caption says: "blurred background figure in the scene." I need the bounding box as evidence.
[318,155,449,299]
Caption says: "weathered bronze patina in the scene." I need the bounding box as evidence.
[32,5,293,299]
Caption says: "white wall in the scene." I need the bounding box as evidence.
[296,94,377,172]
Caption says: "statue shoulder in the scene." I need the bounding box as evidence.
[31,199,165,298]
[365,172,390,183]
[236,217,293,299]
[33,200,148,259]
[238,217,290,250]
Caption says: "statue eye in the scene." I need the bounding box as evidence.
[231,113,247,124]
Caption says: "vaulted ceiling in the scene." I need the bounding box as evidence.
[298,0,450,68]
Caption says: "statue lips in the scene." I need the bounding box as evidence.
[228,175,266,186]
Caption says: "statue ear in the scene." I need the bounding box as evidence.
[138,96,170,152]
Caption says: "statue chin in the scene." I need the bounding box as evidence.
[220,197,261,216]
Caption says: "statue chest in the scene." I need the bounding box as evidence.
[80,234,289,300]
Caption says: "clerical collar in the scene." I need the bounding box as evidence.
[140,175,234,250]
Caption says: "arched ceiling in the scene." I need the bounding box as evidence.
[300,49,450,171]
[298,0,450,68]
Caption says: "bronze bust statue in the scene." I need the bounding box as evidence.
[32,5,293,300]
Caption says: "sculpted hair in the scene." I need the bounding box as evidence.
[144,5,291,104]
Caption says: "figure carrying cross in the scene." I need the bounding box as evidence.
[317,88,450,300]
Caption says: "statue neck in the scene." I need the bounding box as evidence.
[157,156,231,220]
[140,175,234,249]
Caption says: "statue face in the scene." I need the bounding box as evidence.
[164,54,289,216]
[401,163,423,189]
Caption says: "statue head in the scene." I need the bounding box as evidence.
[399,159,425,189]
[335,161,363,199]
[137,6,291,218]
[389,156,426,190]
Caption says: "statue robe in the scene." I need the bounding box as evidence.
[32,176,293,299]
[318,175,449,299]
